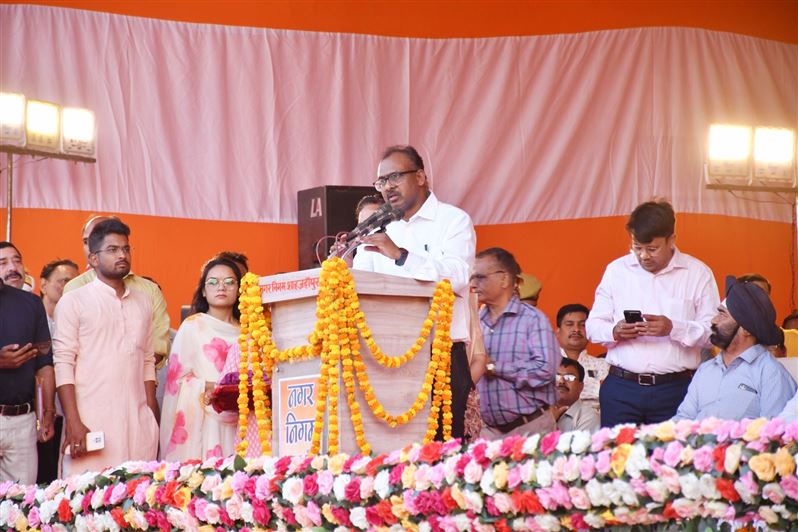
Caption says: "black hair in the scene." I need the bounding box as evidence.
[40,259,79,280]
[737,273,772,295]
[88,219,130,253]
[625,200,675,243]
[214,251,249,275]
[783,311,798,329]
[556,304,590,328]
[560,357,586,382]
[475,247,522,279]
[381,145,425,170]
[0,241,22,258]
[190,257,242,320]
[355,194,385,219]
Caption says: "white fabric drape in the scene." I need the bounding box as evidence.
[1,5,795,224]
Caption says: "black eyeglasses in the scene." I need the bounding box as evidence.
[373,169,419,192]
[94,245,132,256]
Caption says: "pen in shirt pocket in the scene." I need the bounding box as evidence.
[738,383,757,394]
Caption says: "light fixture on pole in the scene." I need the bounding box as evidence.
[0,91,97,240]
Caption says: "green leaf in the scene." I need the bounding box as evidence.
[233,454,247,472]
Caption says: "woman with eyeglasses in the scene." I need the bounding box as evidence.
[159,257,242,461]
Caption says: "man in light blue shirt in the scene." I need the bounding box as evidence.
[674,276,796,421]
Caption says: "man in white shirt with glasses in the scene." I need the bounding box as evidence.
[353,145,476,441]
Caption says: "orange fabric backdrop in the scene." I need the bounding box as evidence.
[2,0,796,335]
[16,0,798,43]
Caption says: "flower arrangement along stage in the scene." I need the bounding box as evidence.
[3,416,798,531]
[235,258,455,457]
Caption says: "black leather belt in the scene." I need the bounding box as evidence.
[0,401,33,416]
[491,408,545,434]
[609,365,694,386]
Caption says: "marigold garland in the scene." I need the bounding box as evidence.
[237,258,455,456]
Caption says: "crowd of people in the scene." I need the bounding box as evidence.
[2,144,798,486]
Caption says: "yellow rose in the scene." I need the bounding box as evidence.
[187,471,205,489]
[654,421,675,441]
[14,514,27,532]
[174,487,194,511]
[153,466,166,482]
[743,418,767,442]
[391,495,410,519]
[327,454,347,475]
[493,461,509,489]
[724,443,743,474]
[219,478,234,500]
[749,453,777,482]
[198,526,216,532]
[402,464,417,489]
[322,503,337,524]
[450,484,466,509]
[146,484,158,507]
[774,447,796,477]
[611,443,632,477]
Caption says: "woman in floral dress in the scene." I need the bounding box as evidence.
[159,257,241,461]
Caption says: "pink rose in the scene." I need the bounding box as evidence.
[540,431,561,456]
[225,494,243,520]
[316,470,334,496]
[784,421,798,443]
[28,507,41,528]
[692,445,714,473]
[697,417,722,434]
[779,475,798,499]
[729,420,747,440]
[193,498,208,521]
[595,450,611,475]
[464,460,483,484]
[591,427,613,452]
[306,500,322,526]
[760,417,786,441]
[663,441,684,468]
[508,466,523,489]
[579,455,596,481]
[568,487,590,510]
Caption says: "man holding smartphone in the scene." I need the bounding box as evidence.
[586,200,719,427]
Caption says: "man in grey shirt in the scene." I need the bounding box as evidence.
[674,276,796,421]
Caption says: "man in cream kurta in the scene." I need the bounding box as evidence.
[54,219,159,475]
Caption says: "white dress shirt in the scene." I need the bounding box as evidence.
[585,248,719,374]
[352,192,475,341]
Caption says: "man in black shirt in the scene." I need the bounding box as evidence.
[0,268,55,484]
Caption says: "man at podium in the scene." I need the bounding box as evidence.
[353,145,476,440]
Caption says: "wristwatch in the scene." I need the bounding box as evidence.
[486,362,496,375]
[395,248,409,266]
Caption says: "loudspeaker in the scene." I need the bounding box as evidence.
[297,185,377,270]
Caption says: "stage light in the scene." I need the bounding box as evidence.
[706,124,752,185]
[61,107,96,157]
[25,99,60,153]
[0,92,26,147]
[753,127,795,185]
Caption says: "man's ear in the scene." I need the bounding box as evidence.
[88,252,99,270]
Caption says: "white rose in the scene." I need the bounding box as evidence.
[240,502,254,524]
[536,461,553,487]
[585,479,610,507]
[350,507,368,529]
[680,473,701,500]
[570,430,591,454]
[522,434,541,454]
[645,479,668,503]
[281,476,304,505]
[534,514,561,531]
[486,440,503,460]
[699,474,720,500]
[464,490,484,512]
[624,444,650,479]
[374,470,391,499]
[333,474,351,502]
[556,432,574,453]
[479,466,496,496]
[612,479,639,506]
[583,512,606,528]
[705,501,730,518]
[453,513,472,530]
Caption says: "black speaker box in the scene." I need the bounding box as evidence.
[297,185,377,270]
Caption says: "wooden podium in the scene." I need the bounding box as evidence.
[261,268,439,456]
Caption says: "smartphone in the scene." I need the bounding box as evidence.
[64,431,105,455]
[624,310,644,324]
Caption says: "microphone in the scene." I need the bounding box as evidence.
[344,203,403,241]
